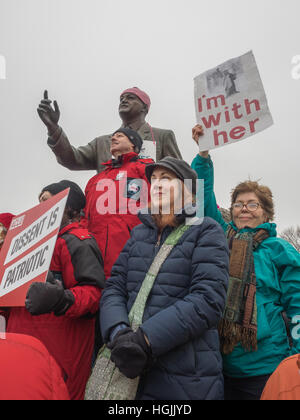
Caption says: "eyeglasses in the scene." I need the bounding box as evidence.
[232,202,261,212]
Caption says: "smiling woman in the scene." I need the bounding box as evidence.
[230,181,274,230]
[191,125,300,401]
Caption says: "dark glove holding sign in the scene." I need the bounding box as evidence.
[25,271,75,316]
[107,327,152,379]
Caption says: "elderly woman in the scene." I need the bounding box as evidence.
[191,124,300,400]
[97,157,229,400]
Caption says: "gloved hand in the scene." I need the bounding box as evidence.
[107,326,133,349]
[109,328,152,379]
[25,279,75,316]
[37,90,60,135]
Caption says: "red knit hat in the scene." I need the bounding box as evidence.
[120,87,151,110]
[0,213,15,230]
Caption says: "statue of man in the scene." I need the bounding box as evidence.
[37,87,182,173]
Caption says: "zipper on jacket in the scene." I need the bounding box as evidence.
[104,226,109,257]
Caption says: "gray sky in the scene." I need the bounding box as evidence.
[0,0,299,233]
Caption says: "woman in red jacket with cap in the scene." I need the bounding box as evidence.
[4,181,105,400]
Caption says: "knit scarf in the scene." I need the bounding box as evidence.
[219,226,269,355]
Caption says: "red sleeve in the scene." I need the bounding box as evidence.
[66,285,102,318]
[60,232,105,319]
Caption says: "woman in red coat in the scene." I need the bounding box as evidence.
[5,181,105,400]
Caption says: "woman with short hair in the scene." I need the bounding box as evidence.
[5,181,105,400]
[191,124,300,400]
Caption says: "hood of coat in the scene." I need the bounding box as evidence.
[229,221,277,237]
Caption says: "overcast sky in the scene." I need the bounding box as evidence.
[1,0,299,232]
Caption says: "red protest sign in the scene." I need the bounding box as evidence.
[0,189,69,306]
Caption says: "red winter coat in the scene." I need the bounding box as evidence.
[6,223,105,400]
[0,333,70,400]
[84,152,153,278]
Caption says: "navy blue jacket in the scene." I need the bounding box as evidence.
[100,213,229,400]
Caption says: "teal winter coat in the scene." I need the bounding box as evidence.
[192,154,300,378]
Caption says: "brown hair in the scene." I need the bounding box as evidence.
[230,180,275,221]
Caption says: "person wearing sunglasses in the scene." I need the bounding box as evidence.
[191,124,300,401]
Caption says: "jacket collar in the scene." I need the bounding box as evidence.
[102,152,139,169]
[59,222,80,237]
[120,122,152,139]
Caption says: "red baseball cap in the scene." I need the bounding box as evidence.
[120,87,151,110]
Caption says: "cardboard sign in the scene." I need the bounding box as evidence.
[0,189,69,306]
[194,50,274,151]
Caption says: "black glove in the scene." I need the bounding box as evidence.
[107,327,133,350]
[109,328,151,379]
[37,90,60,135]
[25,280,75,316]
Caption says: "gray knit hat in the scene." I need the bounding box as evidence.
[112,128,143,153]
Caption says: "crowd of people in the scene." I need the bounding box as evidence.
[0,87,300,401]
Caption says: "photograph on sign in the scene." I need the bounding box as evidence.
[194,50,274,152]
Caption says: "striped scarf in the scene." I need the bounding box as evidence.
[219,226,269,355]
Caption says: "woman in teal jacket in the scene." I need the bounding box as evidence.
[191,125,300,400]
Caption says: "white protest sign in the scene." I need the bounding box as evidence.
[194,50,273,151]
[0,189,69,306]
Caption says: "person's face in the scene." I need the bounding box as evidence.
[39,191,53,203]
[38,190,72,227]
[0,223,7,250]
[110,132,134,157]
[232,192,268,230]
[119,93,146,119]
[150,167,183,213]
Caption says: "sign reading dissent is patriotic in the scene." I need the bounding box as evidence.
[0,189,69,306]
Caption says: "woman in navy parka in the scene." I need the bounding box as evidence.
[100,157,229,400]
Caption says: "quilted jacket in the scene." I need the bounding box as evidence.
[100,212,229,400]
